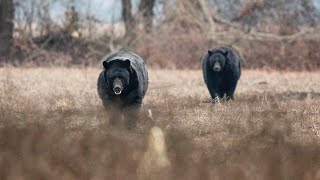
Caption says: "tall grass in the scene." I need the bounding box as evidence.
[0,68,319,179]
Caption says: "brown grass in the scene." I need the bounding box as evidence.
[0,67,320,179]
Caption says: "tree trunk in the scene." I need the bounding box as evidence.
[0,0,14,60]
[121,0,134,37]
[138,0,155,33]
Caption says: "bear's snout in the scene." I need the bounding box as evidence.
[213,63,221,72]
[113,78,123,95]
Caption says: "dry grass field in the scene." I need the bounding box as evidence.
[0,67,320,179]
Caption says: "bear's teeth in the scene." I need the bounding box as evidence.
[115,91,122,95]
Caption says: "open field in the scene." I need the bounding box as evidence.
[0,68,320,179]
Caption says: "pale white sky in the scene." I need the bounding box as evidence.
[315,0,320,8]
[50,0,122,22]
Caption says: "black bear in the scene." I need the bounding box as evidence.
[97,48,148,128]
[202,46,241,101]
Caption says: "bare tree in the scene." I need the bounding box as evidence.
[121,0,134,37]
[27,0,35,37]
[0,0,14,60]
[39,0,51,36]
[121,0,156,36]
[139,0,155,33]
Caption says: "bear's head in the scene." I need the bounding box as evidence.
[103,59,133,95]
[208,50,228,72]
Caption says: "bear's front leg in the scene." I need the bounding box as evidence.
[207,79,222,102]
[103,102,122,127]
[225,79,238,101]
[123,103,141,129]
[123,93,143,129]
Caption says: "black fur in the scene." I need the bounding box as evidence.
[202,46,241,100]
[97,49,148,128]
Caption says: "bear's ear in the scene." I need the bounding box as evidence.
[124,59,131,67]
[103,61,109,70]
[208,50,213,56]
[222,51,229,57]
[125,59,133,73]
[223,51,230,64]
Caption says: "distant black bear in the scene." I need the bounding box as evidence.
[202,46,241,101]
[97,49,148,128]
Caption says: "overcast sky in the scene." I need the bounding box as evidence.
[49,0,166,23]
[50,0,122,22]
[315,0,320,8]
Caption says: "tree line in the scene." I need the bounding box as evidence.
[0,0,319,70]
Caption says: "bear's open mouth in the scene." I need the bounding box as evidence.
[114,90,122,95]
[113,87,122,95]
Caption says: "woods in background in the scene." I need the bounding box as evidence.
[0,0,14,60]
[0,0,320,70]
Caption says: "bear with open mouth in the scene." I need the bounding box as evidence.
[97,48,148,128]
